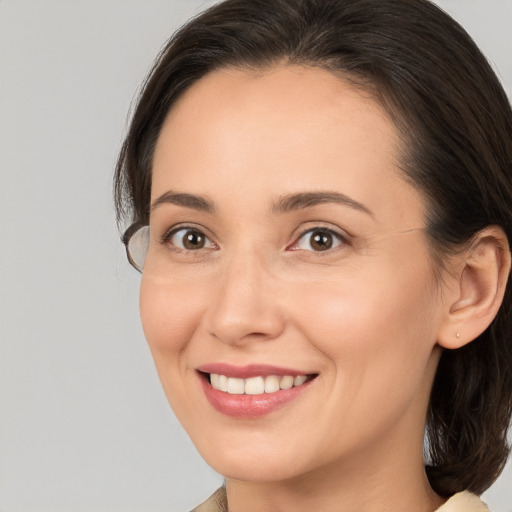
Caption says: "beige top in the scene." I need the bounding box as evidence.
[436,491,489,512]
[191,487,489,512]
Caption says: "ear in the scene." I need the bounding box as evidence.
[437,226,511,349]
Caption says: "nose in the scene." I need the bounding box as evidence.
[204,250,285,346]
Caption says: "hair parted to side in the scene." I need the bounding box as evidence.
[114,0,512,497]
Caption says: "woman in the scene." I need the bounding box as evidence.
[114,0,512,510]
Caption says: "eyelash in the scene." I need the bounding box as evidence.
[161,225,218,251]
[287,227,350,253]
[160,224,350,254]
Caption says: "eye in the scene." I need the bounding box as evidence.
[165,227,216,251]
[291,228,346,252]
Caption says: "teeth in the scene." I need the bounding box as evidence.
[280,375,294,389]
[219,374,228,392]
[210,373,220,389]
[209,373,310,394]
[264,375,280,393]
[227,377,245,394]
[294,375,307,386]
[245,376,265,395]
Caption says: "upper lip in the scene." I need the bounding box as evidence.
[197,363,315,379]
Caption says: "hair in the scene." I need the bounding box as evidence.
[114,0,512,497]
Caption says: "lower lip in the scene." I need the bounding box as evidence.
[199,375,314,419]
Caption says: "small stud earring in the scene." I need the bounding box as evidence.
[456,332,460,339]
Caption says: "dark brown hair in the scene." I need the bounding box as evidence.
[114,0,512,496]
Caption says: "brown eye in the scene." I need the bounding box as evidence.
[295,228,344,252]
[311,231,333,251]
[168,228,214,250]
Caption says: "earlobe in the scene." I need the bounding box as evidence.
[437,226,511,350]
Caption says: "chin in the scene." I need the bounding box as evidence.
[209,456,303,483]
[193,435,309,483]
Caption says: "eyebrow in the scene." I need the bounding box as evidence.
[270,191,373,217]
[151,191,216,213]
[150,190,373,217]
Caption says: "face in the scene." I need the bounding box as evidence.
[140,66,446,483]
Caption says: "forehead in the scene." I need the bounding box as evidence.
[157,65,396,160]
[152,65,425,228]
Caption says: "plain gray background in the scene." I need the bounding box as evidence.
[0,1,511,510]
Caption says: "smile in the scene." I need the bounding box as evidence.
[209,373,309,395]
[198,365,317,419]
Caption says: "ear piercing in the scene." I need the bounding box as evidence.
[456,332,460,339]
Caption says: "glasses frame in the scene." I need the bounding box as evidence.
[122,221,149,273]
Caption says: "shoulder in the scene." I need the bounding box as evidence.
[436,491,489,512]
[190,488,488,512]
[189,487,228,512]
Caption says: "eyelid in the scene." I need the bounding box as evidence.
[160,223,218,250]
[287,224,352,252]
[156,221,350,253]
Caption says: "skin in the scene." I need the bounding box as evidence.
[139,65,484,511]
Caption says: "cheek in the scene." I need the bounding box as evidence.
[139,275,211,424]
[293,269,435,344]
[289,257,439,400]
[287,273,439,459]
[139,276,202,365]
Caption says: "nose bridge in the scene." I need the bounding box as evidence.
[206,245,283,345]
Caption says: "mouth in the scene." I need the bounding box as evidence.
[206,373,311,394]
[197,365,318,418]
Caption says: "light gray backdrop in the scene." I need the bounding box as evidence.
[0,1,511,511]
